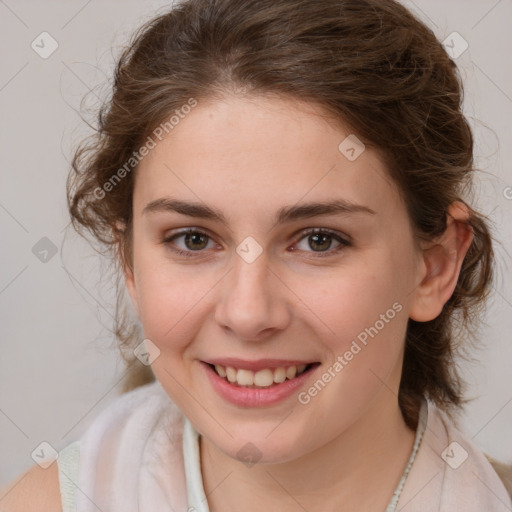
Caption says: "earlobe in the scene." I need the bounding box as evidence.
[409,201,474,322]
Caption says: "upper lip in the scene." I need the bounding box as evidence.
[203,358,318,371]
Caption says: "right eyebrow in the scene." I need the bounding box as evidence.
[142,198,229,223]
[141,197,376,224]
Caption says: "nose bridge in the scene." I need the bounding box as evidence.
[214,243,289,340]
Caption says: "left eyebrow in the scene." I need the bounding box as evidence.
[141,197,376,224]
[275,199,376,223]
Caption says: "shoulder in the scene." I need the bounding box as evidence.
[400,398,512,510]
[0,381,178,512]
[485,454,512,500]
[428,401,512,507]
[84,379,182,439]
[73,380,187,509]
[0,462,61,512]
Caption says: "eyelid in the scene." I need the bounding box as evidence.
[293,226,351,244]
[162,226,351,257]
[162,227,218,253]
[163,226,214,242]
[291,227,351,257]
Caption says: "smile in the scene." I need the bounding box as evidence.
[202,360,321,407]
[210,363,311,388]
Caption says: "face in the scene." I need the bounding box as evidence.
[125,94,425,464]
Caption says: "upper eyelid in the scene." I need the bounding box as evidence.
[164,227,349,248]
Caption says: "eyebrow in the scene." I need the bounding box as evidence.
[142,197,376,224]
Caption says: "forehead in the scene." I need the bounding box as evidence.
[133,95,402,222]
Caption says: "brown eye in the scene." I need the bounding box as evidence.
[308,232,333,251]
[183,231,209,250]
[294,228,351,257]
[163,228,216,256]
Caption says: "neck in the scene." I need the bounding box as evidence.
[200,393,417,512]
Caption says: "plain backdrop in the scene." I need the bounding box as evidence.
[1,0,511,487]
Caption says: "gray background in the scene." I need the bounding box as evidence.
[1,0,511,487]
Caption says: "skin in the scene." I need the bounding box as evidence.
[124,94,473,511]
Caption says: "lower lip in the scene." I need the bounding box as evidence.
[201,362,319,407]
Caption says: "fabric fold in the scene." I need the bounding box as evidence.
[65,380,511,511]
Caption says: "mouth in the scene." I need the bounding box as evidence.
[205,362,320,389]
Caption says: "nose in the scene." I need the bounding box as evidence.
[214,249,291,342]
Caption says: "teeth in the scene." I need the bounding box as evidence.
[215,365,226,378]
[226,366,237,383]
[213,363,310,388]
[254,369,274,387]
[286,366,297,379]
[273,367,287,383]
[236,369,254,386]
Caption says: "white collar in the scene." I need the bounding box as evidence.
[182,399,428,512]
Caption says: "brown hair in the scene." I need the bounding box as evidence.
[67,0,496,430]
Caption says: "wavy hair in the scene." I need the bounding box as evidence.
[67,0,497,432]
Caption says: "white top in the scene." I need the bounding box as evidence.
[57,380,512,511]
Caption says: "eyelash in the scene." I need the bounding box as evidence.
[162,227,351,259]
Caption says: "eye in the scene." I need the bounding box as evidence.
[162,227,351,259]
[292,228,350,257]
[163,228,217,257]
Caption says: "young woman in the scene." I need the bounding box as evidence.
[2,0,511,510]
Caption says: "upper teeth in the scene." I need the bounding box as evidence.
[214,364,308,388]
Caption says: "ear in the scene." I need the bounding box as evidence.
[409,201,474,322]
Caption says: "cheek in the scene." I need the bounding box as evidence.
[293,255,408,380]
[133,250,218,351]
[294,265,407,432]
[298,257,404,340]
